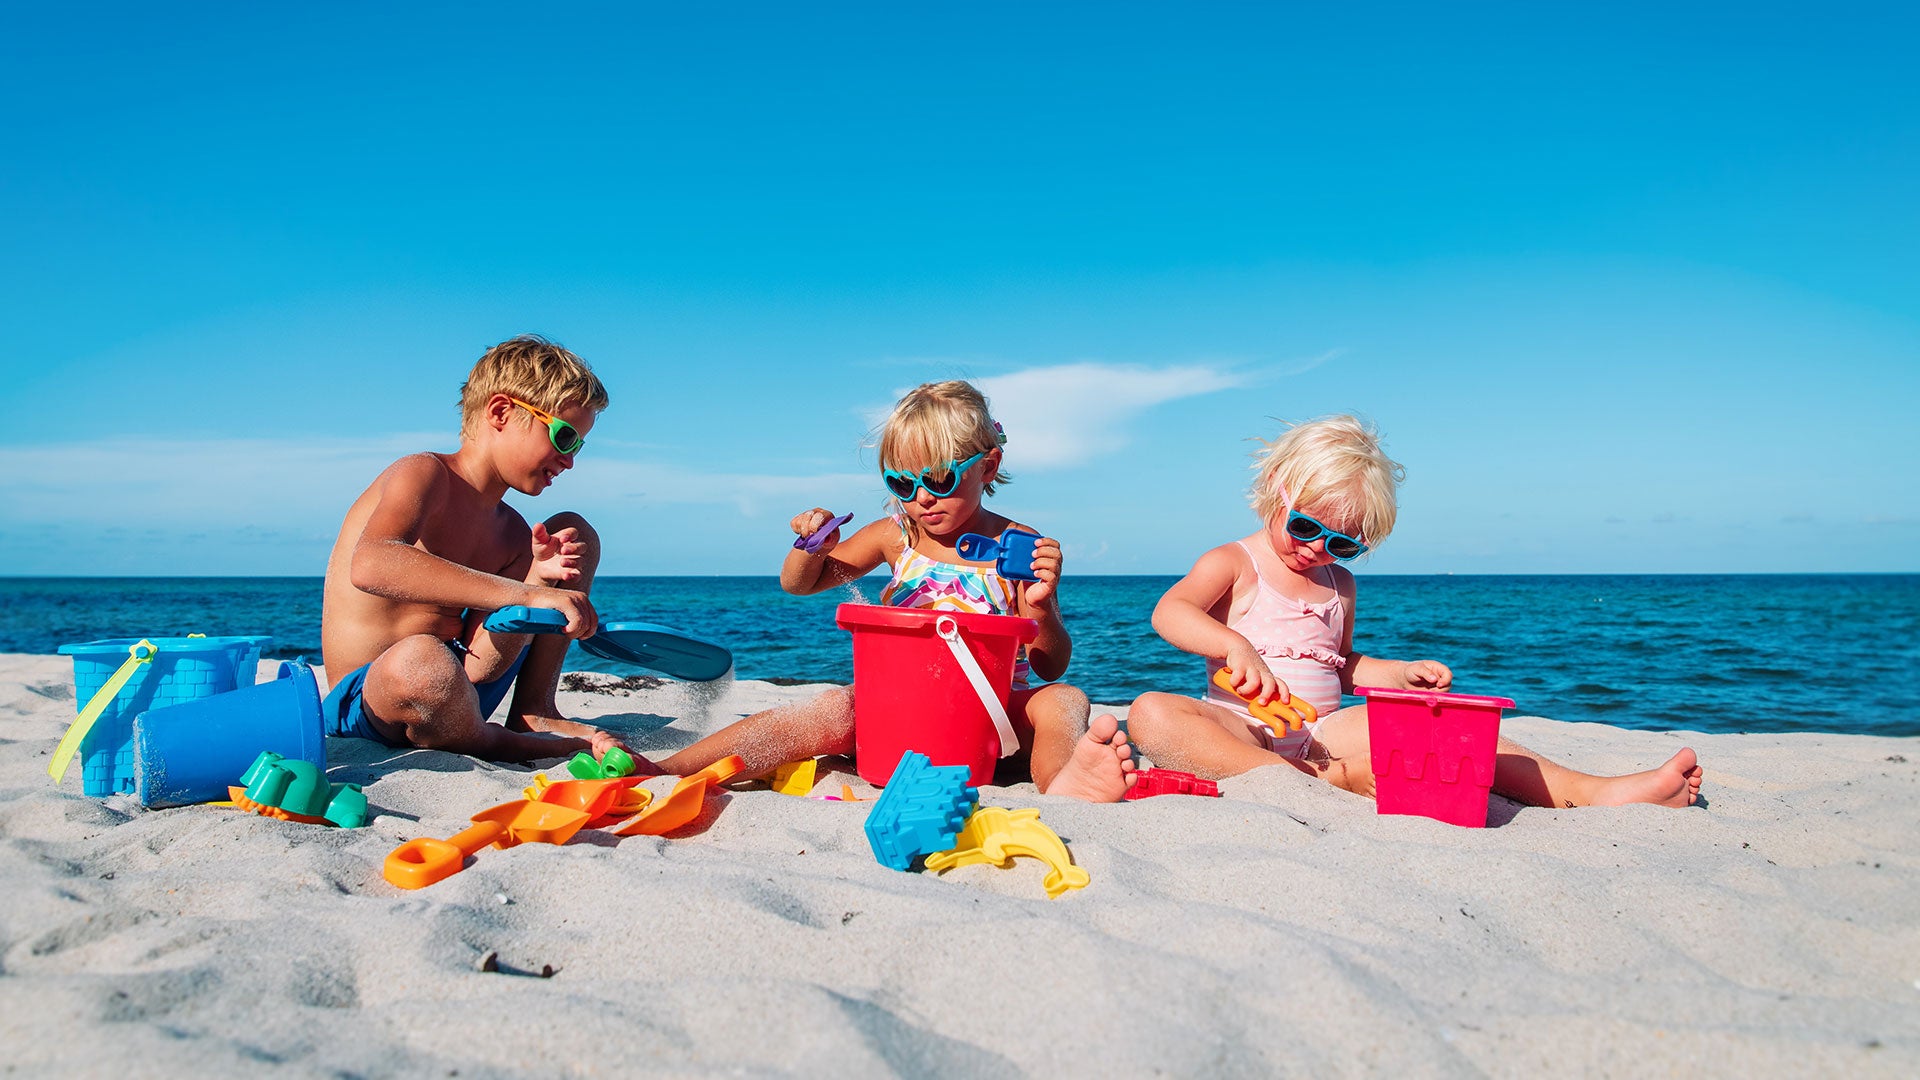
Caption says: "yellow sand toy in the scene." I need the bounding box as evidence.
[924,806,1089,899]
[771,758,817,796]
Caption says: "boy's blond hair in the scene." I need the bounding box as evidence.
[458,335,610,438]
[1250,415,1403,546]
[876,380,1010,496]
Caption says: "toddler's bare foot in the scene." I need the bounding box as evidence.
[1040,713,1137,803]
[1591,748,1702,808]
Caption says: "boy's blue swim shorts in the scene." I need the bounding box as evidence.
[322,640,529,746]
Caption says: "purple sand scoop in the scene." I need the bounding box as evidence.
[794,512,855,554]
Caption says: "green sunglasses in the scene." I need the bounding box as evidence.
[511,398,585,455]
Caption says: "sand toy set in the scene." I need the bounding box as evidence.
[50,636,329,806]
[45,595,1519,905]
[383,756,746,889]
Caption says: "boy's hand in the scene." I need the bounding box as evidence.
[588,730,644,767]
[1222,642,1287,705]
[791,508,842,555]
[530,523,588,586]
[1403,660,1453,691]
[1022,536,1063,611]
[530,587,598,638]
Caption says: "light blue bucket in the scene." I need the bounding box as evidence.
[133,659,324,808]
[59,636,266,796]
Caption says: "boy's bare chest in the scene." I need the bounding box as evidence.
[416,501,523,575]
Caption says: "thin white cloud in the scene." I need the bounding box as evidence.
[978,362,1246,468]
[0,435,448,524]
[0,436,878,529]
[861,361,1248,469]
[1277,348,1346,376]
[565,458,874,517]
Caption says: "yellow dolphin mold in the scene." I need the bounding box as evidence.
[923,806,1089,899]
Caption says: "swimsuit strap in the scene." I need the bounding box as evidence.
[1233,540,1341,615]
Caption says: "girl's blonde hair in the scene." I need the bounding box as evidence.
[876,381,1009,493]
[1250,415,1404,546]
[459,335,610,438]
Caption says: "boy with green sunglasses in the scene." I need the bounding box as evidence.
[317,334,633,764]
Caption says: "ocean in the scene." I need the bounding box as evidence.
[4,574,1915,738]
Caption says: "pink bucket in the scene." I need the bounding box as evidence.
[835,604,1038,786]
[1360,686,1515,827]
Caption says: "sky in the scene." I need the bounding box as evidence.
[2,1,1916,576]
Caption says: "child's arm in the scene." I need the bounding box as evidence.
[1334,571,1452,692]
[1015,534,1071,682]
[1151,545,1291,704]
[780,509,890,596]
[350,455,596,633]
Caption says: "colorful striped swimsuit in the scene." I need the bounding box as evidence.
[879,517,1033,689]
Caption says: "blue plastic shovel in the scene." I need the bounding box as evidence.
[954,528,1043,581]
[483,607,733,682]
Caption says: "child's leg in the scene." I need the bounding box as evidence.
[1310,708,1703,808]
[1487,740,1702,808]
[497,511,602,738]
[1020,683,1134,802]
[1125,692,1325,783]
[655,686,856,780]
[357,634,593,761]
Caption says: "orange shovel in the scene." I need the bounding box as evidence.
[607,755,746,836]
[524,775,653,826]
[383,799,591,889]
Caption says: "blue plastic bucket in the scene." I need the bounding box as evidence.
[133,660,324,808]
[59,636,265,796]
[228,635,274,687]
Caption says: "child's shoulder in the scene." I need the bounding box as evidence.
[369,452,456,498]
[1324,562,1357,597]
[1190,539,1257,579]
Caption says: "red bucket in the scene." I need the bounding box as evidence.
[835,604,1039,786]
[1360,686,1514,827]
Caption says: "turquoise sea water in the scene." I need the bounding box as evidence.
[4,574,1916,737]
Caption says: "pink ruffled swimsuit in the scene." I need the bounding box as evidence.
[1203,541,1346,757]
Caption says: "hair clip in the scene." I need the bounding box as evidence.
[993,421,1007,446]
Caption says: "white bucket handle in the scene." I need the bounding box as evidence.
[935,615,1020,759]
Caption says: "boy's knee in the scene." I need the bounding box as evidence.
[541,511,601,587]
[544,512,600,553]
[367,635,468,710]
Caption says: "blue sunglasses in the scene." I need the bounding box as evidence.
[1285,510,1368,561]
[882,450,987,501]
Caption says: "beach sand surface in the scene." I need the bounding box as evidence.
[2,654,1916,1077]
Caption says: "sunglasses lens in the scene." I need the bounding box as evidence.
[1286,515,1324,542]
[922,467,960,497]
[550,423,582,454]
[884,473,917,500]
[1327,536,1363,559]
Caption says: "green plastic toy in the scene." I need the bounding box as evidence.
[567,746,636,780]
[228,751,368,828]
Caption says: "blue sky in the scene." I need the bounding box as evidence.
[3,2,1915,575]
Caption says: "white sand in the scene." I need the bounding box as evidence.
[2,654,1916,1077]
